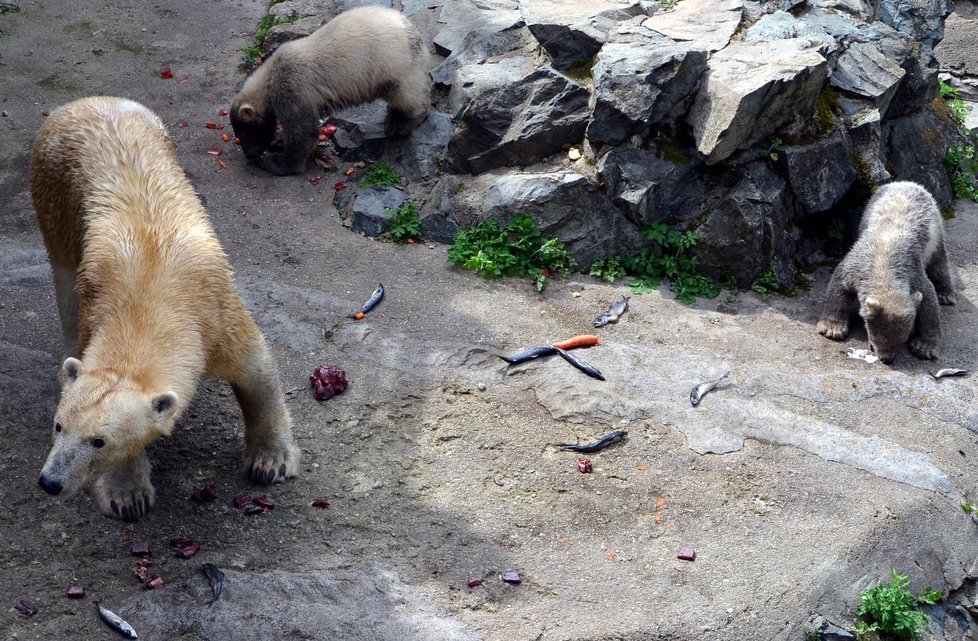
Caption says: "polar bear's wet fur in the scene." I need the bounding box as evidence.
[231,6,431,175]
[31,96,298,521]
[816,181,955,363]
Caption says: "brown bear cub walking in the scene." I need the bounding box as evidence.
[32,97,299,522]
[231,6,431,175]
[816,181,955,363]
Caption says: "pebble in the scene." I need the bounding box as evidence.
[477,382,486,391]
[568,148,581,160]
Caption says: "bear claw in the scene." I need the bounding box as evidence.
[938,293,956,305]
[908,339,940,360]
[816,318,848,340]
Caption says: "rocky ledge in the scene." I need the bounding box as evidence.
[264,0,974,288]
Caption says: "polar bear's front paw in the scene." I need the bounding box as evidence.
[908,338,940,361]
[816,318,849,340]
[938,292,956,305]
[93,462,156,522]
[246,440,299,485]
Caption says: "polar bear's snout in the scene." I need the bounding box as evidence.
[38,473,63,495]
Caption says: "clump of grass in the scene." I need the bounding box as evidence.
[238,9,300,70]
[851,571,940,641]
[359,163,402,189]
[946,145,978,202]
[386,202,420,243]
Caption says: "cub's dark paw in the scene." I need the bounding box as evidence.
[258,152,304,176]
[938,292,956,305]
[908,338,940,360]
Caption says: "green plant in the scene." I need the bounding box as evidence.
[238,9,300,68]
[946,145,978,202]
[619,222,719,304]
[386,202,421,243]
[761,137,783,162]
[589,257,626,283]
[751,267,779,301]
[940,80,969,129]
[852,571,932,641]
[962,501,978,516]
[359,163,402,189]
[448,214,576,292]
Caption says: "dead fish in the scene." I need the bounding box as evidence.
[593,297,629,328]
[690,371,730,407]
[351,283,384,319]
[497,346,557,364]
[552,346,605,381]
[97,603,138,639]
[932,368,968,379]
[203,563,225,605]
[558,430,627,453]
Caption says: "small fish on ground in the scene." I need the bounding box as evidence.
[97,603,138,639]
[689,371,730,407]
[552,345,605,380]
[351,283,384,319]
[932,368,967,379]
[497,346,556,364]
[202,563,225,605]
[558,430,627,453]
[593,297,629,327]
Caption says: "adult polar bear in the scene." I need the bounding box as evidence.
[231,6,431,175]
[31,97,299,522]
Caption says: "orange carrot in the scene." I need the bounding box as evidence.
[552,335,600,350]
[354,312,365,320]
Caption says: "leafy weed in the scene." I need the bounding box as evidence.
[386,202,421,244]
[613,222,719,304]
[589,257,626,283]
[359,163,402,189]
[449,214,575,292]
[945,145,978,202]
[852,571,935,641]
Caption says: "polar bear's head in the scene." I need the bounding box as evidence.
[860,289,923,364]
[230,99,276,162]
[37,357,179,497]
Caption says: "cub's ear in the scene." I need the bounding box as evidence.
[911,291,924,309]
[861,297,882,319]
[237,103,258,122]
[150,391,179,424]
[61,357,82,385]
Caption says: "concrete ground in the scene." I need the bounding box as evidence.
[1,1,977,640]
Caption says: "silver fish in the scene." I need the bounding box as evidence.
[932,368,968,379]
[97,603,138,639]
[593,297,629,328]
[203,562,225,605]
[690,371,730,407]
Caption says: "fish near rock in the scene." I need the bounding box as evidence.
[816,181,955,364]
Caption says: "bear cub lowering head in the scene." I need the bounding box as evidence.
[38,358,179,498]
[230,6,431,175]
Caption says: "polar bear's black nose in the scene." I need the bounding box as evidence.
[38,474,63,495]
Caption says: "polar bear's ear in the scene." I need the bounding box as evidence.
[151,391,179,420]
[61,357,82,385]
[237,103,258,122]
[862,297,882,319]
[911,291,924,309]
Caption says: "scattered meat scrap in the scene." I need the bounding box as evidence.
[467,578,483,588]
[310,365,348,401]
[130,542,151,557]
[500,570,522,584]
[311,498,331,509]
[204,121,224,130]
[15,599,38,617]
[577,458,593,474]
[677,547,697,562]
[221,133,230,142]
[233,494,253,509]
[175,542,201,559]
[66,586,86,599]
[207,147,222,156]
[190,484,219,503]
[160,68,174,79]
[252,495,274,510]
[218,108,230,117]
[334,181,347,191]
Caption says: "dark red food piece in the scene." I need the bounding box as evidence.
[320,124,337,139]
[175,543,201,559]
[310,365,348,401]
[190,484,219,503]
[135,565,150,583]
[169,536,193,548]
[131,542,151,557]
[253,495,274,510]
[243,504,265,515]
[233,494,253,509]
[145,576,164,590]
[178,120,189,128]
[66,585,86,599]
[577,458,593,474]
[15,599,38,616]
[205,121,224,130]
[311,498,331,509]
[218,108,230,117]
[160,68,174,79]
[677,547,697,562]
[500,570,521,584]
[334,181,347,192]
[466,578,483,588]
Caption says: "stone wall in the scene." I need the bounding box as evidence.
[262,0,973,287]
